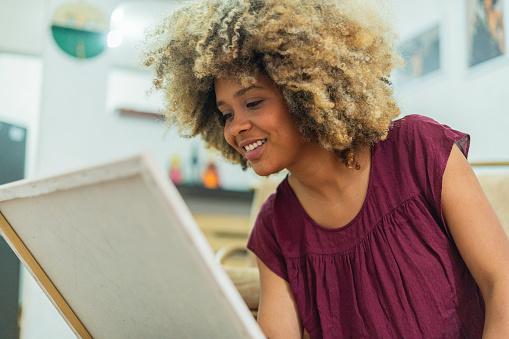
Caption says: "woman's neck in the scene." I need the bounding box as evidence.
[287,145,371,201]
[285,145,372,228]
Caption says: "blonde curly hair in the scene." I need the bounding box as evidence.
[141,0,403,170]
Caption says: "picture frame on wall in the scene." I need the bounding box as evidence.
[396,23,442,85]
[466,0,506,68]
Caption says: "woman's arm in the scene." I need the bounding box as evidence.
[442,144,509,338]
[256,258,303,338]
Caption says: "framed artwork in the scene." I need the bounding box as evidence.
[397,24,442,84]
[466,0,506,68]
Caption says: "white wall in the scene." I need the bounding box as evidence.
[0,0,46,56]
[391,0,509,163]
[0,54,42,178]
[104,67,259,191]
[32,0,255,187]
[0,52,77,339]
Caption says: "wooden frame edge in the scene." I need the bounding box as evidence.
[470,161,509,167]
[0,211,92,339]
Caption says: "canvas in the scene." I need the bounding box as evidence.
[0,152,264,339]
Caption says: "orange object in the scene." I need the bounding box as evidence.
[203,162,219,189]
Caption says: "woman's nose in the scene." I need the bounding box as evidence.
[229,111,252,136]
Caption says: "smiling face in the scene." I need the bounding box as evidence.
[215,75,309,176]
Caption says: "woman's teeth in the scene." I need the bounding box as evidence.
[244,140,266,151]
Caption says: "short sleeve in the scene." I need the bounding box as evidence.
[247,196,289,281]
[400,114,470,237]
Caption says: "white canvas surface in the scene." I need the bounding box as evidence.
[0,152,264,339]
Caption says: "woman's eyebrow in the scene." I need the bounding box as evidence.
[216,85,264,107]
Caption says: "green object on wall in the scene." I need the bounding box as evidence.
[51,25,107,59]
[51,2,109,59]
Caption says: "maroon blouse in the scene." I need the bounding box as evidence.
[247,115,485,338]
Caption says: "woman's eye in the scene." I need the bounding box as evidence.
[246,100,263,108]
[221,113,233,125]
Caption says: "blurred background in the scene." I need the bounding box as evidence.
[0,0,507,337]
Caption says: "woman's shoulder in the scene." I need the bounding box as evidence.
[382,114,454,150]
[388,114,439,136]
[386,114,469,153]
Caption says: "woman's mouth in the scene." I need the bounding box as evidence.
[242,139,267,161]
[243,139,266,152]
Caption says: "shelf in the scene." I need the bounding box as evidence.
[175,185,254,203]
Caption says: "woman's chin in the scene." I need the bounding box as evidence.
[250,162,284,177]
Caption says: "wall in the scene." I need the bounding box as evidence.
[32,0,255,187]
[105,67,259,191]
[390,0,509,163]
[0,54,42,178]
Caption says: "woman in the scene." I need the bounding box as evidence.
[142,0,509,337]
